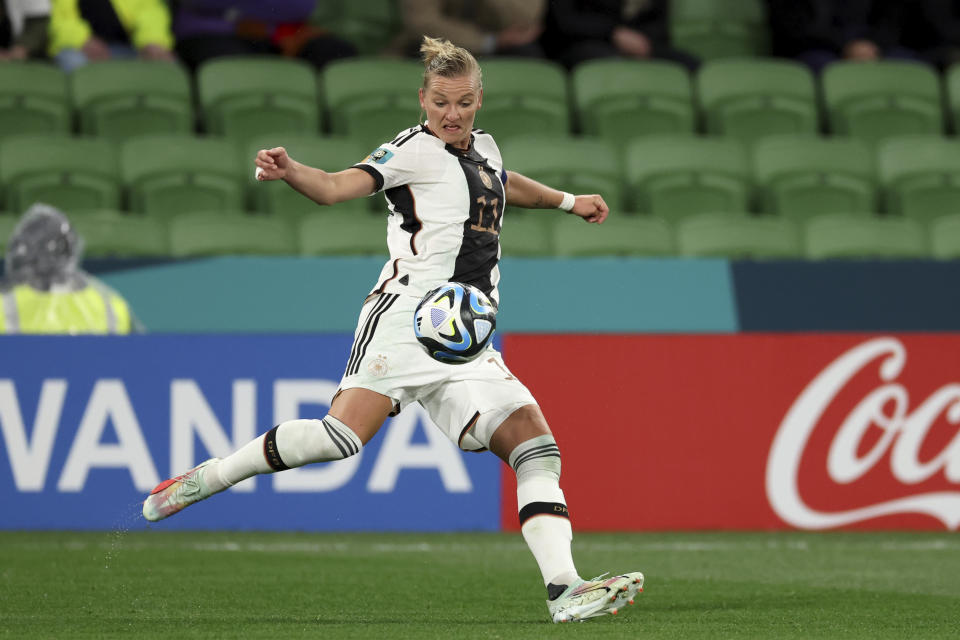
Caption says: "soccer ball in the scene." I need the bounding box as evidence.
[414,282,497,364]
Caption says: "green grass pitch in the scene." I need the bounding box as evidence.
[1,530,958,639]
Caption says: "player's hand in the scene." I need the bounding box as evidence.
[570,194,608,224]
[255,147,291,181]
[81,36,111,60]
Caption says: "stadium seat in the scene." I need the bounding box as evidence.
[822,61,944,145]
[475,58,570,138]
[929,213,960,259]
[670,0,769,60]
[317,0,401,55]
[553,214,675,256]
[753,134,876,220]
[499,136,625,212]
[298,214,388,256]
[197,56,320,141]
[697,59,818,143]
[168,211,297,257]
[0,214,16,256]
[625,135,751,220]
[571,59,694,142]
[499,213,555,257]
[323,58,423,147]
[0,62,70,141]
[676,212,803,258]
[804,213,928,259]
[0,135,121,212]
[246,134,375,217]
[877,135,960,224]
[69,209,169,258]
[71,60,193,140]
[122,136,244,217]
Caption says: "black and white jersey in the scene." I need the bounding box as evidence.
[352,124,507,305]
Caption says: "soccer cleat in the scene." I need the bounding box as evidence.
[142,458,219,522]
[547,571,644,623]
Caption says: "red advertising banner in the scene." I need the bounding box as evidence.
[501,334,960,531]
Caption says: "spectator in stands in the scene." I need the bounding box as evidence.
[48,0,175,72]
[0,203,139,334]
[539,0,699,71]
[0,0,49,60]
[393,0,546,58]
[767,0,920,72]
[900,0,960,70]
[172,1,357,71]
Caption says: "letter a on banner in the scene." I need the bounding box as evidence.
[58,380,160,492]
[368,405,472,493]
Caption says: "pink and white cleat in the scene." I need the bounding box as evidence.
[547,572,644,623]
[142,458,219,522]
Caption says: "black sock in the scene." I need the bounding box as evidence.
[547,582,569,601]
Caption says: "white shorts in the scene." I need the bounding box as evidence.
[338,293,538,451]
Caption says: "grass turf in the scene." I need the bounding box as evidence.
[1,531,958,639]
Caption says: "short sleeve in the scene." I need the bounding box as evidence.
[352,139,423,193]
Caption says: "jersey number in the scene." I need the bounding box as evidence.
[470,196,500,235]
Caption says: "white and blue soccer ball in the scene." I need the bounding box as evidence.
[414,282,497,364]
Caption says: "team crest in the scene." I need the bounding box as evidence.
[367,354,389,377]
[364,147,394,164]
[477,165,493,189]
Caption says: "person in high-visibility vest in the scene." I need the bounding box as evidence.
[0,203,139,334]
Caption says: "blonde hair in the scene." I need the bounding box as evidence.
[420,36,482,89]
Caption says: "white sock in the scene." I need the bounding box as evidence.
[518,477,579,587]
[204,416,362,493]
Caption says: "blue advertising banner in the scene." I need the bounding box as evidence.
[0,336,501,531]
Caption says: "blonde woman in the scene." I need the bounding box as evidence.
[144,36,642,623]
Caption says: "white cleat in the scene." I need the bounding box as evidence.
[142,458,219,522]
[548,572,644,623]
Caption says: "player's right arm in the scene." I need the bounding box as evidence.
[255,147,376,206]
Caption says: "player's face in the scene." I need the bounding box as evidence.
[419,73,483,150]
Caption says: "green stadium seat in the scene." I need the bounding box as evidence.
[929,214,960,259]
[804,213,928,259]
[670,0,769,60]
[197,56,319,141]
[0,62,70,141]
[323,58,423,147]
[553,214,675,256]
[475,58,570,138]
[499,213,555,257]
[753,134,876,220]
[169,211,297,257]
[572,59,694,143]
[822,61,944,145]
[71,60,193,140]
[0,135,120,212]
[245,134,372,217]
[676,212,802,258]
[697,59,818,143]
[877,135,960,224]
[625,135,750,220]
[0,214,16,256]
[121,135,244,217]
[320,0,401,56]
[500,135,625,213]
[298,214,388,256]
[69,209,169,257]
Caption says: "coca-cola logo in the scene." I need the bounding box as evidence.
[766,337,960,530]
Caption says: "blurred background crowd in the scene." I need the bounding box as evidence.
[3,1,960,73]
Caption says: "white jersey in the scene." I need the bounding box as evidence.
[351,125,507,305]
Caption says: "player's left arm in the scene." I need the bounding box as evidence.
[504,170,608,224]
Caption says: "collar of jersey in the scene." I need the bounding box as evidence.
[422,124,485,163]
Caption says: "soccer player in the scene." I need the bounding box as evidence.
[143,35,643,623]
